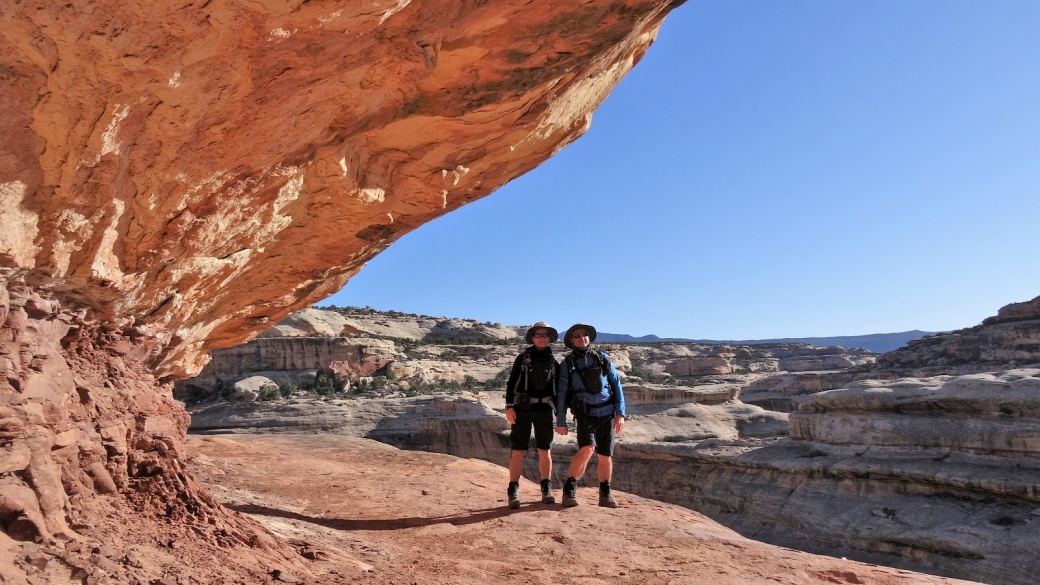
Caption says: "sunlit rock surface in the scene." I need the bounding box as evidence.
[878,294,1040,375]
[1,1,686,579]
[1,0,682,380]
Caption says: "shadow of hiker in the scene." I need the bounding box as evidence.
[227,502,554,531]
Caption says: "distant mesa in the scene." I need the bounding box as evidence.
[596,330,936,353]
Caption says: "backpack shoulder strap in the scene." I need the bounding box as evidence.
[597,351,621,406]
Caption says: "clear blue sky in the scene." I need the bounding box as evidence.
[320,0,1040,339]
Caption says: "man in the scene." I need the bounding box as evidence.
[555,323,626,508]
[504,322,560,508]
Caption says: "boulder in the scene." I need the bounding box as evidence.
[233,376,277,401]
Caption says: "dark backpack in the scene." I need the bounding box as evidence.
[565,351,620,415]
[511,347,556,408]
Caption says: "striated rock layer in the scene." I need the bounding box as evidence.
[877,295,1040,376]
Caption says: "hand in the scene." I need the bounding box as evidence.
[614,416,625,434]
[505,407,516,425]
[555,426,568,436]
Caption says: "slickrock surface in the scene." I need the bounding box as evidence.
[188,367,1040,584]
[185,432,974,585]
[739,371,874,412]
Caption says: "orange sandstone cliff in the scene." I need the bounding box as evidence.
[0,0,683,576]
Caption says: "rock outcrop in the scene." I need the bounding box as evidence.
[1,1,687,579]
[176,336,399,398]
[1,0,683,379]
[263,307,525,341]
[877,295,1040,375]
[0,279,306,582]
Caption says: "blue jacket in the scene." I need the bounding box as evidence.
[556,350,626,427]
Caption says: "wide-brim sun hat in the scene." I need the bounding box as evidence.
[525,322,559,343]
[564,323,597,349]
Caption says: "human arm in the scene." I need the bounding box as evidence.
[555,356,570,428]
[606,356,625,418]
[504,354,524,423]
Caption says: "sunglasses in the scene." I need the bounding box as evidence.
[532,333,550,339]
[572,333,589,339]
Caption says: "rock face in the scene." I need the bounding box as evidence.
[0,279,303,581]
[1,1,686,579]
[738,371,873,412]
[1,0,682,380]
[177,336,399,398]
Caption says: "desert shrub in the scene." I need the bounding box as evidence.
[181,384,211,406]
[258,384,280,402]
[483,368,510,392]
[313,371,347,396]
[278,380,298,398]
[463,375,481,393]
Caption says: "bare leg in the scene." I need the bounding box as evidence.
[537,449,552,480]
[597,454,612,482]
[567,446,595,480]
[509,450,525,483]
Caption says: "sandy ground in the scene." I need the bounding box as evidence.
[185,434,977,585]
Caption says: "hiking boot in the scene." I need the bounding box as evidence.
[507,482,521,509]
[540,479,556,504]
[599,481,617,508]
[562,477,578,507]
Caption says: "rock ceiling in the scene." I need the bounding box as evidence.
[0,0,683,379]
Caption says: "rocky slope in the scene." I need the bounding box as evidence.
[1,1,690,581]
[877,295,1040,376]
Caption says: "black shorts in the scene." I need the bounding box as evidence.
[576,415,615,457]
[510,408,555,451]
